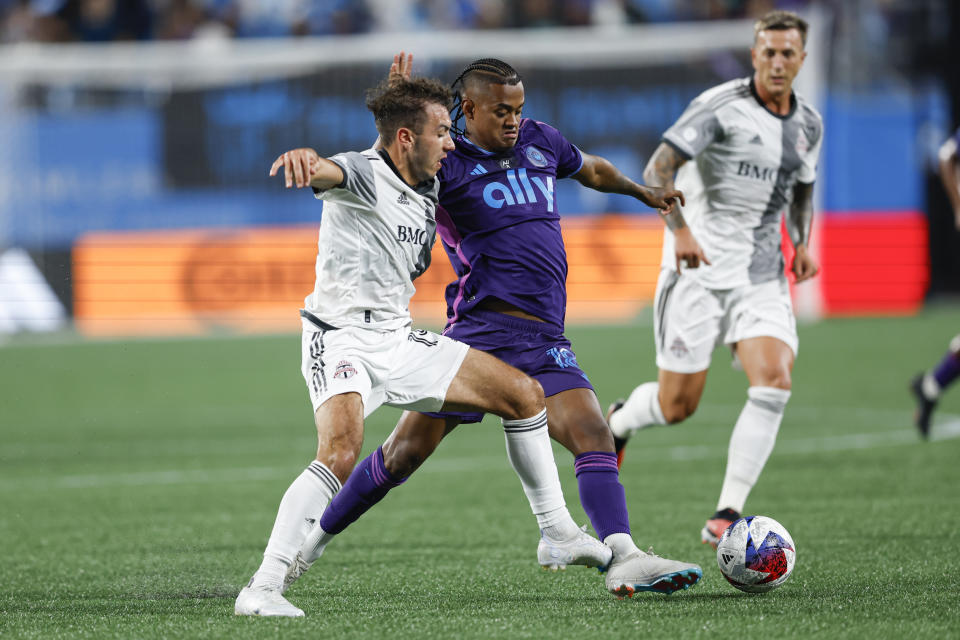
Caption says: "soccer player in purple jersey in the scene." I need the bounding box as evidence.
[285,55,703,599]
[236,77,579,617]
[909,126,960,438]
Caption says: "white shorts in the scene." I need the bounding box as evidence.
[300,322,470,418]
[653,269,798,374]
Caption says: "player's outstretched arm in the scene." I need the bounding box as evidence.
[642,143,710,271]
[788,181,819,282]
[573,152,685,213]
[938,137,960,230]
[269,148,344,190]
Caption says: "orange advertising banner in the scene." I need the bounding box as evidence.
[72,216,665,336]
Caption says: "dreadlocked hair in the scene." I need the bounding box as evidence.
[449,58,521,135]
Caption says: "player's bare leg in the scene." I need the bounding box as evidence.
[236,393,364,617]
[547,387,702,595]
[381,413,459,477]
[443,351,611,571]
[285,348,607,591]
[608,369,708,466]
[703,337,793,547]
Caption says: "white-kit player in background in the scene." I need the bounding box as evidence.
[607,10,824,547]
[236,77,604,617]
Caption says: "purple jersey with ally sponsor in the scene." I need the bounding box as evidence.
[435,118,584,330]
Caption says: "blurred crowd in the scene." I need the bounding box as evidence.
[0,0,809,42]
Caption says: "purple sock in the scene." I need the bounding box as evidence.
[319,446,405,535]
[574,451,630,540]
[933,351,960,391]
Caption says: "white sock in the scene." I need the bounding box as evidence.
[716,386,790,513]
[503,409,579,541]
[300,526,336,564]
[603,532,640,558]
[922,372,941,401]
[249,461,341,590]
[609,382,666,438]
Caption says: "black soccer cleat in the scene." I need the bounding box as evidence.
[910,373,936,439]
[606,400,628,469]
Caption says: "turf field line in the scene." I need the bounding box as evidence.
[3,416,957,492]
[51,465,286,489]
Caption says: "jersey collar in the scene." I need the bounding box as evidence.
[376,148,436,195]
[749,77,797,120]
[458,134,496,156]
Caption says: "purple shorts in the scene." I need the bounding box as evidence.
[424,309,594,423]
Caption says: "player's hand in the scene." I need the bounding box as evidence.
[674,227,710,272]
[641,187,685,213]
[389,51,413,86]
[269,148,321,188]
[792,243,820,282]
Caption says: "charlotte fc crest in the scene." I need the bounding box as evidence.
[525,145,548,168]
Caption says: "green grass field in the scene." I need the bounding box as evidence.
[3,309,960,638]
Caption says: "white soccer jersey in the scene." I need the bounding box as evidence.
[661,77,823,289]
[304,148,439,330]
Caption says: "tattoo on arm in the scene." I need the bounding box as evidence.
[788,182,814,246]
[644,144,688,231]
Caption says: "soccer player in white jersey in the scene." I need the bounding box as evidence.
[607,10,824,547]
[235,77,602,617]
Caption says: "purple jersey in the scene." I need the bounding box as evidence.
[435,118,584,330]
[954,126,960,147]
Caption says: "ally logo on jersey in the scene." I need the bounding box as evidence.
[481,168,556,213]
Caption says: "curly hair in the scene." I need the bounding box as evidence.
[365,77,454,142]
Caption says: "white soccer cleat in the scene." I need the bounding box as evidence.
[235,585,305,617]
[537,525,613,571]
[604,547,702,598]
[281,552,312,594]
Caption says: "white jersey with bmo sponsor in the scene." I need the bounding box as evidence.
[661,77,823,289]
[299,147,468,417]
[306,148,439,331]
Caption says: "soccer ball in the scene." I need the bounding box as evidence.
[716,516,795,593]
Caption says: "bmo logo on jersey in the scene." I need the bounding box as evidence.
[736,161,789,183]
[396,225,428,245]
[482,168,555,213]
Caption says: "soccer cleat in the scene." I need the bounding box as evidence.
[281,552,312,594]
[604,547,702,597]
[910,373,936,439]
[701,507,741,549]
[537,525,613,571]
[605,400,629,469]
[235,585,305,617]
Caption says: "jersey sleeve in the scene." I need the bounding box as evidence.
[535,120,583,179]
[662,95,722,159]
[313,151,378,208]
[555,138,583,180]
[797,109,824,184]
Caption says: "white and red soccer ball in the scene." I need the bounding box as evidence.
[716,516,795,593]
